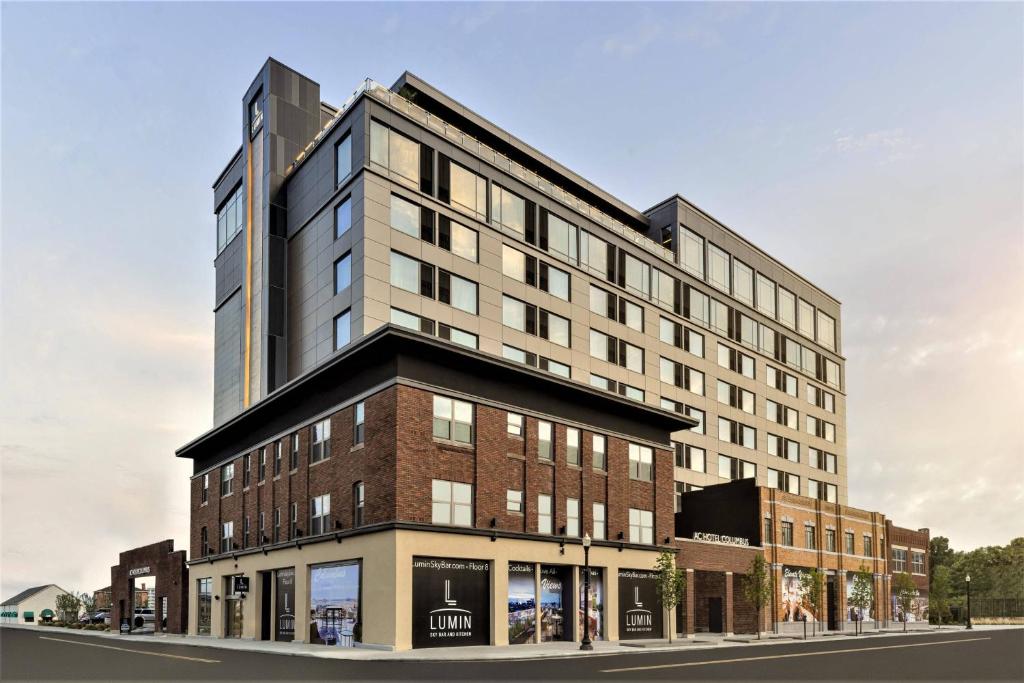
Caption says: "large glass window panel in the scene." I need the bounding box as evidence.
[334,197,352,239]
[740,315,757,349]
[733,260,754,305]
[449,221,478,262]
[623,342,643,373]
[579,231,607,277]
[369,120,389,168]
[336,134,352,185]
[389,129,419,186]
[759,324,776,357]
[623,300,643,331]
[756,273,776,318]
[688,288,709,327]
[448,273,477,314]
[798,299,815,339]
[659,317,676,345]
[502,245,526,282]
[334,253,351,294]
[389,251,420,293]
[685,329,704,357]
[451,162,486,219]
[491,185,525,234]
[708,243,731,293]
[547,213,578,262]
[653,269,676,311]
[390,307,422,331]
[591,286,611,318]
[546,265,570,301]
[334,310,351,350]
[623,253,650,297]
[503,296,527,331]
[546,313,570,347]
[817,311,836,350]
[710,299,729,336]
[681,227,705,278]
[779,288,796,329]
[589,329,609,360]
[660,357,676,384]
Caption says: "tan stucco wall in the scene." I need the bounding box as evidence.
[0,585,71,623]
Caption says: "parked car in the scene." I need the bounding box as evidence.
[79,611,107,624]
[133,608,155,628]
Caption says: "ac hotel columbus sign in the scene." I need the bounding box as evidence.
[692,532,750,547]
[411,557,490,648]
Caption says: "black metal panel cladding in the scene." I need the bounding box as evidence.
[675,478,760,544]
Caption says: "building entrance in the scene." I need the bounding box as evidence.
[110,540,187,635]
[708,596,723,633]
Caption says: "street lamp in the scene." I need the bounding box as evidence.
[580,533,593,651]
[965,574,972,630]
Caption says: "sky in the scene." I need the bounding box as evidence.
[1,2,1021,601]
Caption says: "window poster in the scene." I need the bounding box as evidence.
[275,568,295,642]
[617,569,662,639]
[577,567,604,641]
[780,566,817,622]
[845,571,873,622]
[508,562,536,645]
[539,565,573,642]
[412,557,490,648]
[310,561,361,647]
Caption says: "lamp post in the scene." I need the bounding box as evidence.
[965,574,972,630]
[580,533,593,651]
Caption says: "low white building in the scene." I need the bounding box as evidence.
[1,585,73,624]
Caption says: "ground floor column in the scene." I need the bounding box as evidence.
[685,568,696,638]
[724,571,734,636]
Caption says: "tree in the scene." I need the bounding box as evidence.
[848,565,874,636]
[930,565,952,627]
[929,536,954,582]
[55,592,81,624]
[80,592,96,617]
[653,550,686,643]
[742,554,773,639]
[800,569,825,637]
[892,572,917,632]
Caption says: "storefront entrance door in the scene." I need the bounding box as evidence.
[225,598,243,638]
[827,578,838,631]
[708,597,723,633]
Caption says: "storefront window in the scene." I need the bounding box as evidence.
[578,567,604,641]
[412,557,490,648]
[508,563,536,645]
[275,568,295,642]
[539,565,573,642]
[196,578,212,635]
[310,562,361,647]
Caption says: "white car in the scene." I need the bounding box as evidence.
[133,608,155,628]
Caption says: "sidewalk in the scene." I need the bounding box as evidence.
[3,623,1005,662]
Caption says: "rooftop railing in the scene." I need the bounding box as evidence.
[287,79,674,263]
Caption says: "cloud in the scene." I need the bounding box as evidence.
[826,128,916,163]
[602,20,663,58]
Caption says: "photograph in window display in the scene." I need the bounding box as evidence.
[892,593,929,623]
[845,572,873,621]
[309,562,360,646]
[578,567,604,641]
[507,563,536,645]
[779,567,818,622]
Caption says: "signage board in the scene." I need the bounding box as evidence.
[128,566,151,577]
[412,557,490,648]
[617,569,662,640]
[233,576,250,594]
[507,562,536,645]
[691,532,750,546]
[119,617,131,633]
[539,565,573,642]
[275,568,295,641]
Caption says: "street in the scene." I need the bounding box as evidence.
[1,627,1021,681]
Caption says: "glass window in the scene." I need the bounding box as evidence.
[432,395,474,444]
[450,162,486,220]
[431,480,472,527]
[310,494,331,535]
[447,220,478,262]
[566,428,580,465]
[311,419,331,463]
[545,264,570,301]
[445,272,477,314]
[805,525,817,549]
[220,521,233,553]
[798,299,815,339]
[503,344,528,364]
[491,184,525,234]
[353,402,365,445]
[817,311,836,350]
[390,251,422,294]
[538,421,552,460]
[622,341,643,373]
[623,253,650,297]
[566,498,580,537]
[685,328,704,357]
[708,243,730,293]
[589,329,610,361]
[628,443,653,481]
[591,285,613,318]
[545,312,570,347]
[390,194,419,238]
[353,482,365,527]
[579,231,608,277]
[502,296,527,331]
[660,357,676,385]
[335,134,351,185]
[681,227,704,278]
[756,273,776,318]
[592,434,606,470]
[825,359,841,389]
[537,494,552,534]
[653,269,676,311]
[590,373,612,391]
[779,288,796,329]
[686,406,705,435]
[592,502,606,540]
[547,213,578,262]
[622,384,644,402]
[334,253,352,294]
[781,521,794,547]
[390,307,423,331]
[759,324,776,357]
[733,260,754,305]
[688,287,709,327]
[628,508,654,544]
[542,357,570,378]
[370,120,418,185]
[659,316,676,345]
[197,578,212,634]
[220,463,234,497]
[507,413,524,436]
[334,310,351,350]
[507,489,523,513]
[334,197,352,239]
[502,244,527,282]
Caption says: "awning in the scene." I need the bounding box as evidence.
[40,609,53,617]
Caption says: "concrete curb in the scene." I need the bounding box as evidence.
[1,623,1003,662]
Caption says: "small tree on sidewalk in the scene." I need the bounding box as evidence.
[849,565,874,635]
[654,549,686,644]
[742,554,774,639]
[800,569,825,637]
[892,572,918,632]
[930,565,952,628]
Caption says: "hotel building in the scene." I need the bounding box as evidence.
[179,59,865,648]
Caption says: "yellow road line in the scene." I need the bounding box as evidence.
[601,636,991,673]
[38,636,221,663]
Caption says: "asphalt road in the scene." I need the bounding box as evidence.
[1,627,1021,681]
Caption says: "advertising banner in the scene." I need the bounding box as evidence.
[508,562,536,645]
[617,569,662,640]
[578,567,604,641]
[539,565,573,642]
[845,572,873,621]
[310,562,361,647]
[412,557,490,649]
[780,567,818,622]
[275,568,295,642]
[892,591,928,623]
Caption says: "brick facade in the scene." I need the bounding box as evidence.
[190,383,673,560]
